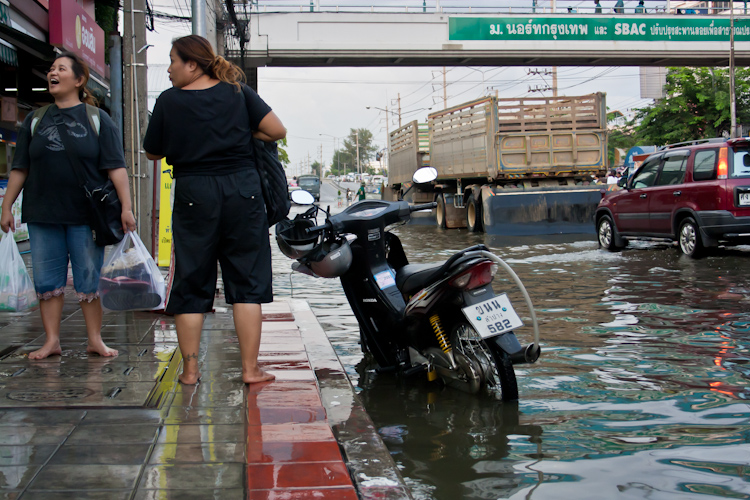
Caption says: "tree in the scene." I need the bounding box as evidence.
[331,149,350,175]
[336,128,378,173]
[632,67,750,145]
[277,137,290,167]
[310,160,321,176]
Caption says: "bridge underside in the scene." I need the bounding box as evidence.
[226,50,750,68]
[226,12,750,69]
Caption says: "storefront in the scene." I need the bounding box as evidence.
[0,0,110,239]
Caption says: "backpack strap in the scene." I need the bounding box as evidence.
[30,104,52,136]
[85,104,101,136]
[30,103,100,137]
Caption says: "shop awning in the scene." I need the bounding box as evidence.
[0,39,17,67]
[0,22,54,62]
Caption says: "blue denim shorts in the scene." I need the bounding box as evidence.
[28,223,105,302]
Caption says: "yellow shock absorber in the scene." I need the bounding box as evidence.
[429,314,452,354]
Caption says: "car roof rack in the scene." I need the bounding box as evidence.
[657,137,726,151]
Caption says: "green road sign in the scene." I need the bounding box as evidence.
[449,17,750,42]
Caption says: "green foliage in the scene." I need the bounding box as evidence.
[608,128,640,167]
[310,160,321,176]
[632,67,750,145]
[277,137,290,167]
[331,128,378,174]
[94,1,118,66]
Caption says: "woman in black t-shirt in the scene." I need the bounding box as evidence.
[144,35,286,386]
[0,52,136,360]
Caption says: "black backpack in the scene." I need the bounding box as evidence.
[253,138,291,226]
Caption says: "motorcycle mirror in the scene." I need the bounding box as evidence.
[291,190,316,205]
[412,166,438,184]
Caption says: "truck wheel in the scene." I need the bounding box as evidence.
[435,194,447,229]
[678,217,704,258]
[466,193,483,232]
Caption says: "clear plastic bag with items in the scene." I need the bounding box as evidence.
[0,231,38,311]
[99,231,166,311]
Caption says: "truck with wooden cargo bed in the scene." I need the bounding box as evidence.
[386,93,609,235]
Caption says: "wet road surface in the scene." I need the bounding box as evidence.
[274,190,750,500]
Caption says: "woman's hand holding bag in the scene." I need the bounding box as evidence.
[0,231,38,311]
[98,231,166,311]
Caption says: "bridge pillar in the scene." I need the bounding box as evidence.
[246,67,258,91]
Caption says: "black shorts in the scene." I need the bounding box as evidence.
[166,169,272,314]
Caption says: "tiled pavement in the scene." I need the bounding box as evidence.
[0,292,412,499]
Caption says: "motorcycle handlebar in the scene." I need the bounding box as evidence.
[306,222,330,234]
[410,202,437,212]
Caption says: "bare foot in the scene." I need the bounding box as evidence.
[86,340,119,357]
[28,341,62,360]
[178,371,201,385]
[243,368,276,384]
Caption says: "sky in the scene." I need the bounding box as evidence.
[145,1,666,176]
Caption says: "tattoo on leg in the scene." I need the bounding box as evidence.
[184,353,198,361]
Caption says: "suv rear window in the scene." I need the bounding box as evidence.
[732,147,750,178]
[693,150,717,181]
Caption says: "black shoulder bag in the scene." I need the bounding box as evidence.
[50,105,124,246]
[241,86,291,226]
[252,138,291,226]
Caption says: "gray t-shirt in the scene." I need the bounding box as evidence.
[12,104,126,225]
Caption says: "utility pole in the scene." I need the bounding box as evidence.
[356,133,360,175]
[396,93,402,127]
[192,0,206,37]
[123,0,151,252]
[552,67,558,97]
[442,67,448,108]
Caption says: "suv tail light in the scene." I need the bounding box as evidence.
[718,147,728,179]
[449,261,498,290]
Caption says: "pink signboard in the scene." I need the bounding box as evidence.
[48,0,105,76]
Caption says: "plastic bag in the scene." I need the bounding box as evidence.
[0,231,38,311]
[99,231,166,311]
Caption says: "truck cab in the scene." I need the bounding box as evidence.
[297,175,321,201]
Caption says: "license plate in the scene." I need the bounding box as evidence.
[461,293,524,339]
[740,192,750,206]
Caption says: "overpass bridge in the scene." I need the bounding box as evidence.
[225,5,750,68]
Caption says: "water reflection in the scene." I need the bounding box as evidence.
[271,207,750,499]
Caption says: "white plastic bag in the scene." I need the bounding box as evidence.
[99,231,166,311]
[0,231,38,311]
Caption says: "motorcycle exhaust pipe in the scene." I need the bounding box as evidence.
[508,343,541,365]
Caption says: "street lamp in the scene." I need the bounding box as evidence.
[319,133,340,176]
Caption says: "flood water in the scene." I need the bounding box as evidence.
[271,200,750,500]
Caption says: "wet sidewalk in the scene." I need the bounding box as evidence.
[0,293,411,499]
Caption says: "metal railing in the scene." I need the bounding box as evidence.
[238,1,748,15]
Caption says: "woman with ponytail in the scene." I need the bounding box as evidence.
[144,35,286,385]
[1,52,135,360]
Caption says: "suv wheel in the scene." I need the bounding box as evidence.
[678,217,704,258]
[597,215,623,251]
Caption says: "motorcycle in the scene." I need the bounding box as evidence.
[277,167,541,400]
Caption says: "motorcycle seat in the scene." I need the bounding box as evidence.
[396,263,444,296]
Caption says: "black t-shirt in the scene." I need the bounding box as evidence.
[143,82,272,177]
[12,104,126,225]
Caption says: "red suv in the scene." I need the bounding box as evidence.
[595,137,750,257]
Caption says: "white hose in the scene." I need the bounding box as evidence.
[478,250,541,348]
